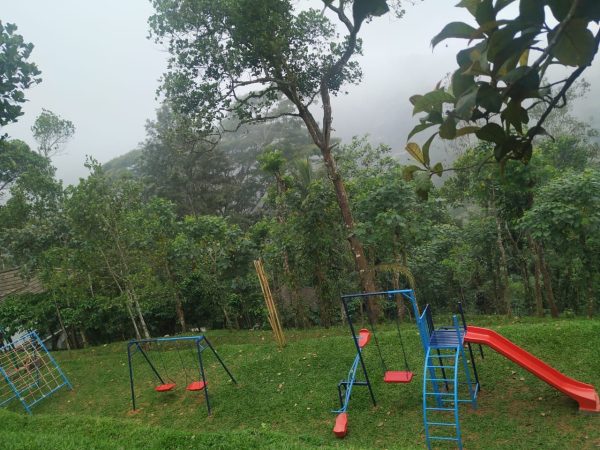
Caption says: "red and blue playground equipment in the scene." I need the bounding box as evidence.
[332,328,372,437]
[333,290,422,438]
[127,334,236,415]
[334,289,599,448]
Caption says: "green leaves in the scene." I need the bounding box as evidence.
[549,19,596,67]
[409,0,600,166]
[411,90,455,115]
[0,21,42,128]
[407,122,437,141]
[31,109,76,158]
[439,116,457,139]
[476,83,502,112]
[501,66,541,100]
[431,22,478,48]
[454,85,479,119]
[353,0,390,29]
[451,70,475,97]
[521,169,600,279]
[405,142,427,166]
[548,0,600,22]
[476,123,505,144]
[501,100,528,133]
[404,130,440,181]
[519,0,545,26]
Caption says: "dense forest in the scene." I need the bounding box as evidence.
[1,1,599,348]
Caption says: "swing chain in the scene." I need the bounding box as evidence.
[392,298,411,372]
[365,296,388,373]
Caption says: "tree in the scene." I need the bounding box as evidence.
[31,109,75,158]
[65,162,152,340]
[0,140,63,270]
[148,0,405,294]
[0,21,41,133]
[521,169,600,317]
[140,104,234,217]
[0,139,49,198]
[406,0,600,175]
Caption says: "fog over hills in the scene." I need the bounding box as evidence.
[3,1,599,185]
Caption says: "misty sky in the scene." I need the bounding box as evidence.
[3,1,599,185]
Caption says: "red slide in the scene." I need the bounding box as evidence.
[464,326,600,412]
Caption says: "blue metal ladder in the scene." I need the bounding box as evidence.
[422,314,478,449]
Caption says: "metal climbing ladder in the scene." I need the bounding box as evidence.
[420,308,479,449]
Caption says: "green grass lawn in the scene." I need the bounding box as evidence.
[1,317,599,449]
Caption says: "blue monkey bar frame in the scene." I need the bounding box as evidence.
[0,330,72,414]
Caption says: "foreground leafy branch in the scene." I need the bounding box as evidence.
[405,0,600,180]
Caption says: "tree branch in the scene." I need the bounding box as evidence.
[526,28,600,146]
[323,1,354,34]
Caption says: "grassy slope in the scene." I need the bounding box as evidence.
[2,317,599,449]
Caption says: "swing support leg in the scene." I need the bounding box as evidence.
[203,337,237,384]
[128,341,167,411]
[196,340,211,415]
[126,336,237,416]
[137,343,166,384]
[342,298,377,407]
[127,343,137,411]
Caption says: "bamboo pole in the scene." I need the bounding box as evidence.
[254,259,286,349]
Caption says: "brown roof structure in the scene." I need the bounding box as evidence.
[0,267,45,302]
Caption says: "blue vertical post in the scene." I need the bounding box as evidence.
[453,316,477,408]
[453,348,463,450]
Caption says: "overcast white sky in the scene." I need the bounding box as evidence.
[3,1,599,185]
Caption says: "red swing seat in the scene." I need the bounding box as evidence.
[155,383,177,392]
[384,370,414,383]
[186,381,207,391]
[333,412,348,438]
[357,328,371,348]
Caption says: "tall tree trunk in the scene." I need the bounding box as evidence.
[165,263,186,332]
[174,293,186,332]
[492,204,511,317]
[54,302,71,350]
[272,172,302,327]
[532,255,544,317]
[536,242,559,318]
[79,329,88,348]
[320,146,376,292]
[125,298,142,341]
[222,306,233,329]
[99,248,142,340]
[504,222,532,309]
[315,267,331,327]
[528,235,545,317]
[129,290,151,339]
[281,24,377,301]
[282,249,304,328]
[586,279,595,318]
[491,269,499,312]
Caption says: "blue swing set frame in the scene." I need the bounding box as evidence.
[334,289,481,447]
[127,335,236,415]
